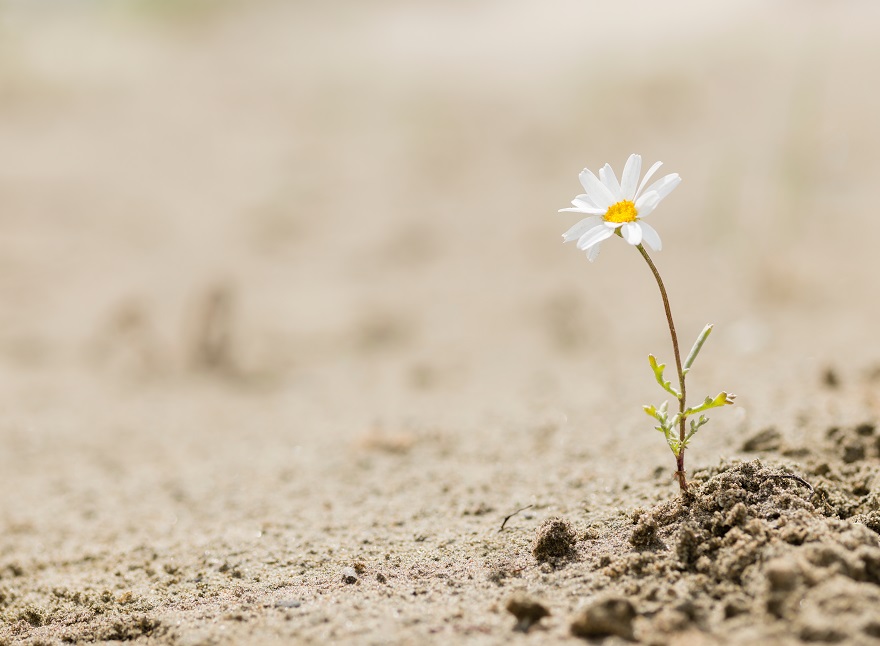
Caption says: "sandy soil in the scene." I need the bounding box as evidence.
[2,1,880,644]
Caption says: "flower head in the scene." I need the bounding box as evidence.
[559,154,681,261]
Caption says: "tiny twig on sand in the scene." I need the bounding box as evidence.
[762,474,814,495]
[499,505,533,532]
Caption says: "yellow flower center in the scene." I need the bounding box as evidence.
[604,200,638,224]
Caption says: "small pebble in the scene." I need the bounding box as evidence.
[341,567,359,584]
[506,593,550,633]
[855,422,876,436]
[741,427,782,453]
[376,572,387,584]
[570,596,636,640]
[274,599,301,609]
[822,368,839,388]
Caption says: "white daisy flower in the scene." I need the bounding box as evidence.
[559,154,681,262]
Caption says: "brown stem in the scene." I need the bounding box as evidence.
[635,244,688,493]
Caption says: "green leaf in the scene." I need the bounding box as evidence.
[683,324,713,374]
[683,414,709,445]
[683,392,736,417]
[648,354,681,399]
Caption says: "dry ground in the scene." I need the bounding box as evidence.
[1,1,880,644]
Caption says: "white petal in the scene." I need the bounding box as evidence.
[576,225,613,251]
[621,154,642,201]
[639,221,662,251]
[621,222,642,246]
[559,204,605,215]
[642,173,681,201]
[635,191,660,217]
[598,164,623,201]
[574,193,597,207]
[561,216,603,242]
[586,242,602,262]
[578,168,616,209]
[572,196,606,212]
[604,220,624,229]
[634,161,663,199]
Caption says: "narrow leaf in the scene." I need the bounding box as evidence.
[648,354,681,399]
[684,391,736,417]
[684,415,709,444]
[684,324,713,372]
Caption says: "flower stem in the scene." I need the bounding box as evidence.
[635,244,688,493]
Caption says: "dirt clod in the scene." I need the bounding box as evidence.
[532,517,577,561]
[505,593,550,632]
[570,596,636,641]
[629,516,659,548]
[592,460,880,643]
[341,567,359,584]
[822,367,839,388]
[741,427,782,452]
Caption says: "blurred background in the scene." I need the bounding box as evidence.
[1,0,880,544]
